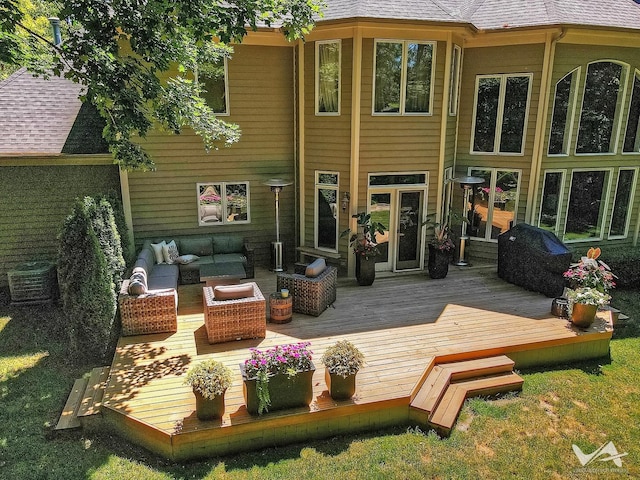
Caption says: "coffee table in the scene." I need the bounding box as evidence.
[199,262,246,287]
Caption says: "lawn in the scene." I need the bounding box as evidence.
[1,288,638,479]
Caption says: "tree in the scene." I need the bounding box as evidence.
[0,0,321,170]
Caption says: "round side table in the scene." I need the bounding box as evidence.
[269,293,293,323]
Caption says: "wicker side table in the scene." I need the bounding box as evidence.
[269,293,293,324]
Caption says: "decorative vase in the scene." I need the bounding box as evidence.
[193,389,226,420]
[325,369,357,400]
[570,302,598,328]
[428,245,451,279]
[240,363,315,415]
[355,255,376,286]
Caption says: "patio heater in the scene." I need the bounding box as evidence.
[264,178,292,272]
[452,176,484,266]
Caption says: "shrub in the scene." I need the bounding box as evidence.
[99,190,134,265]
[598,245,640,290]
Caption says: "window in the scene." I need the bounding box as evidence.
[609,168,637,238]
[564,170,611,241]
[197,182,249,226]
[548,69,579,155]
[471,74,532,154]
[623,71,640,153]
[316,40,341,115]
[315,172,339,251]
[468,168,520,240]
[538,171,565,233]
[576,61,626,154]
[201,57,229,115]
[449,45,461,115]
[373,40,435,115]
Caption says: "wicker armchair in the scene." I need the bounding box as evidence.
[203,282,266,344]
[276,266,337,316]
[118,280,178,336]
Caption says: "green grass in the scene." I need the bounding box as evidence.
[1,288,639,479]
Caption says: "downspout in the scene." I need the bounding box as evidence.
[297,40,306,253]
[436,33,454,225]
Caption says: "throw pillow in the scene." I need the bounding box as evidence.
[128,279,147,295]
[305,257,327,278]
[162,240,180,264]
[175,254,200,265]
[150,241,166,264]
[213,283,254,301]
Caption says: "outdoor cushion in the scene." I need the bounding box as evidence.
[212,235,244,254]
[213,283,254,301]
[138,247,156,269]
[162,240,179,264]
[127,279,147,295]
[130,270,148,290]
[175,254,199,264]
[213,252,246,265]
[179,236,213,256]
[305,258,326,278]
[150,242,166,264]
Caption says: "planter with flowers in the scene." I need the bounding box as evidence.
[321,340,365,400]
[424,217,455,279]
[240,342,315,415]
[184,359,233,420]
[342,212,387,286]
[563,247,616,328]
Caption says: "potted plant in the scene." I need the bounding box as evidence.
[563,247,616,328]
[321,340,365,400]
[341,212,387,286]
[240,342,315,415]
[184,359,233,420]
[423,214,456,279]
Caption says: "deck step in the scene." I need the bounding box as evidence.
[429,372,524,436]
[55,377,89,430]
[77,366,111,418]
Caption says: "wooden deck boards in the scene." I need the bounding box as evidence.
[101,267,612,460]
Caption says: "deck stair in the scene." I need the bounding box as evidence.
[55,366,110,430]
[410,355,523,436]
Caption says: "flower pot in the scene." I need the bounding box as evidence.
[240,363,315,415]
[428,245,451,279]
[325,369,357,400]
[355,255,376,286]
[570,302,598,328]
[193,389,226,420]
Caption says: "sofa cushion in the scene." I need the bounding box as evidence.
[130,270,148,290]
[305,258,326,278]
[162,240,180,264]
[212,235,244,254]
[147,263,179,290]
[175,254,199,264]
[213,283,254,301]
[138,247,156,269]
[179,236,213,256]
[128,279,147,295]
[150,242,166,264]
[214,252,246,265]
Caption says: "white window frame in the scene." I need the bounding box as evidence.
[537,169,566,235]
[623,69,640,155]
[197,181,250,226]
[372,39,436,116]
[470,73,533,155]
[314,171,339,252]
[562,168,613,243]
[608,167,638,239]
[448,45,462,116]
[547,68,581,156]
[315,40,341,116]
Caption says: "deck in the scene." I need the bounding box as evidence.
[101,266,612,461]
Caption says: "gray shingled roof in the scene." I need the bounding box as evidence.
[321,0,640,31]
[0,68,107,156]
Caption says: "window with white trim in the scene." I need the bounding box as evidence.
[609,168,637,238]
[564,170,611,241]
[201,57,229,115]
[471,74,532,154]
[538,170,565,233]
[315,172,339,251]
[373,40,435,115]
[316,40,341,115]
[449,45,461,116]
[623,70,640,153]
[197,182,249,226]
[548,69,579,155]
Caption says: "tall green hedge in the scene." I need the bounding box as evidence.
[599,245,640,290]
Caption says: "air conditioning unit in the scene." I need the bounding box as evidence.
[7,262,57,304]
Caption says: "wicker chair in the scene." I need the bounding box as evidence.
[203,282,266,344]
[276,266,337,316]
[118,280,178,336]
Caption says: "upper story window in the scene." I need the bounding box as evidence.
[197,182,249,226]
[316,40,341,115]
[548,69,580,155]
[201,57,229,115]
[315,172,339,251]
[576,61,626,154]
[373,40,435,115]
[449,45,462,116]
[623,70,640,153]
[471,74,532,154]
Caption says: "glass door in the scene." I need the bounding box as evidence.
[369,192,392,272]
[396,190,424,270]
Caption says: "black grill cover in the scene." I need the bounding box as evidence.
[497,223,572,297]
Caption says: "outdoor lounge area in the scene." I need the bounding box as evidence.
[88,266,612,461]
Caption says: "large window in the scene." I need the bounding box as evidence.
[448,45,461,116]
[373,40,435,115]
[315,172,339,251]
[538,171,565,233]
[564,170,610,241]
[609,168,637,238]
[548,69,579,155]
[576,61,626,154]
[471,74,532,154]
[623,70,640,153]
[316,40,341,115]
[468,168,520,240]
[201,57,229,115]
[197,182,249,226]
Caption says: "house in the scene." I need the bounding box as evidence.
[2,0,640,285]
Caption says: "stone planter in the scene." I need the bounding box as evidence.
[355,255,376,286]
[240,363,315,415]
[428,245,452,279]
[193,389,226,420]
[325,369,357,400]
[570,302,598,329]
